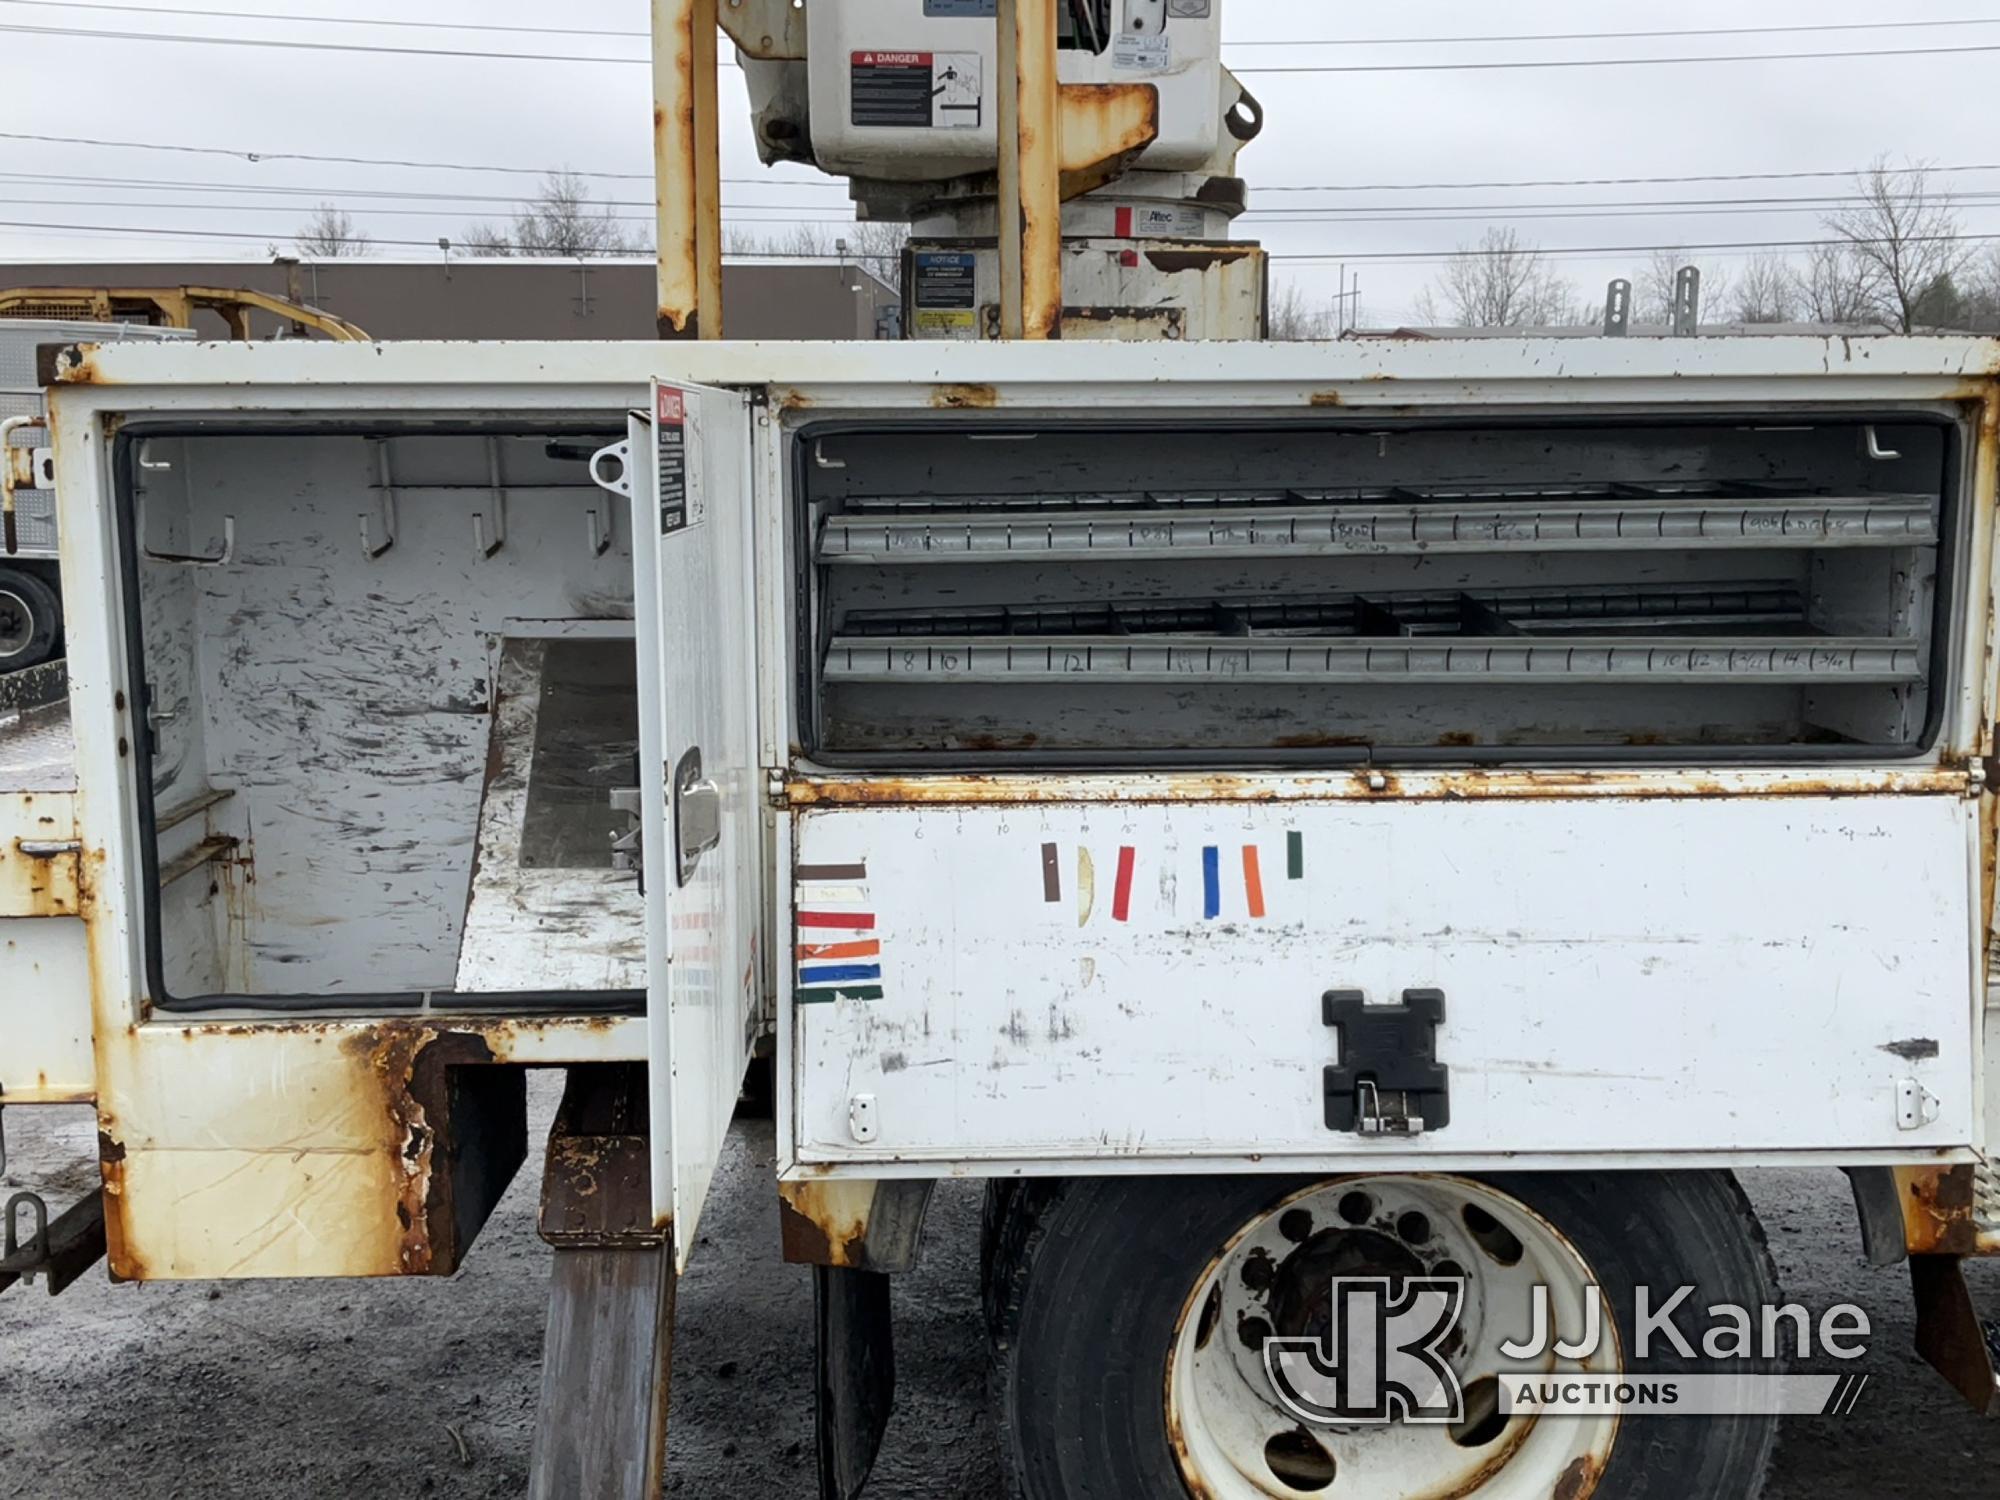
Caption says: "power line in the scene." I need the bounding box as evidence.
[1231,42,2000,74]
[1257,164,2000,194]
[1227,17,2000,47]
[0,20,648,64]
[9,167,1987,219]
[17,187,2000,231]
[0,0,649,38]
[1272,231,2000,264]
[9,129,2000,202]
[0,131,810,185]
[12,1,2000,52]
[1,214,1990,267]
[10,19,2000,74]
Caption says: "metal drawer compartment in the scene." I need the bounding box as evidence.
[800,416,1956,763]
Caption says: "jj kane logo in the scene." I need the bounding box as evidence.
[1262,1276,1876,1424]
[1264,1278,1467,1425]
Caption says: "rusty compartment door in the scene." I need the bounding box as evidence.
[603,382,760,1269]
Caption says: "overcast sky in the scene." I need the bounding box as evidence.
[1,0,1995,324]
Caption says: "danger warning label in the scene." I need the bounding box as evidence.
[657,386,690,536]
[851,50,983,129]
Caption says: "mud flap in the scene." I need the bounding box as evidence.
[815,1265,896,1500]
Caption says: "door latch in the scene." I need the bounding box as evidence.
[1323,988,1451,1137]
[672,747,721,887]
[608,787,643,878]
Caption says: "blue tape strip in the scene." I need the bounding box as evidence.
[1202,846,1220,919]
[799,964,883,984]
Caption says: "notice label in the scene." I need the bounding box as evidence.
[912,250,980,340]
[851,51,983,128]
[657,386,690,535]
[1113,32,1171,71]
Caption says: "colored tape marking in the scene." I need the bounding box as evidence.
[1242,845,1267,920]
[799,910,877,930]
[797,863,867,881]
[800,964,883,984]
[1112,846,1136,922]
[798,939,880,961]
[1202,846,1220,919]
[1041,842,1062,903]
[798,883,867,905]
[1287,830,1304,881]
[797,985,885,1006]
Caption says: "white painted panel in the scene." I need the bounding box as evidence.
[628,387,762,1265]
[0,916,94,1100]
[793,795,1977,1163]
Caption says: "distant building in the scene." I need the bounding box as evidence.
[0,256,899,341]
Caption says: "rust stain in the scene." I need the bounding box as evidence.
[1308,391,1345,407]
[1056,81,1158,199]
[777,1178,874,1267]
[42,342,103,385]
[1552,1454,1603,1500]
[932,383,999,409]
[1,838,82,917]
[1898,1164,1980,1257]
[1145,245,1261,275]
[784,767,1969,809]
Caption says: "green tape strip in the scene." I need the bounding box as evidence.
[797,985,886,1006]
[1287,830,1304,880]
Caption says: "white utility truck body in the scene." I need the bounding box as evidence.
[7,332,2000,1497]
[12,330,1994,1206]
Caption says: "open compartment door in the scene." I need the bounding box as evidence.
[608,382,760,1269]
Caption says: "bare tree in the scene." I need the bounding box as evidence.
[726,220,913,289]
[1825,157,1972,331]
[1729,254,1800,325]
[1267,279,1342,340]
[295,203,370,258]
[460,170,639,258]
[1637,249,1730,326]
[1414,228,1576,328]
[1789,242,1878,326]
[726,222,834,258]
[1965,243,2000,331]
[846,219,911,292]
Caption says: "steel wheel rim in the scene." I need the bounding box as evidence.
[1166,1175,1620,1498]
[0,588,32,659]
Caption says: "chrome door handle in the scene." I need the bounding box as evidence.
[673,749,720,887]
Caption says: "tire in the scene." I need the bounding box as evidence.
[0,566,60,671]
[989,1171,1779,1500]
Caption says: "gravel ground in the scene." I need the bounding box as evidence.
[0,1080,1995,1498]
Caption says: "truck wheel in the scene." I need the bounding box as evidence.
[0,567,60,670]
[990,1171,1778,1499]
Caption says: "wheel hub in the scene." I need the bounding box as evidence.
[1166,1175,1620,1499]
[0,588,31,658]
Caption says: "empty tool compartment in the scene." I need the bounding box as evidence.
[121,424,642,1008]
[800,414,1956,762]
